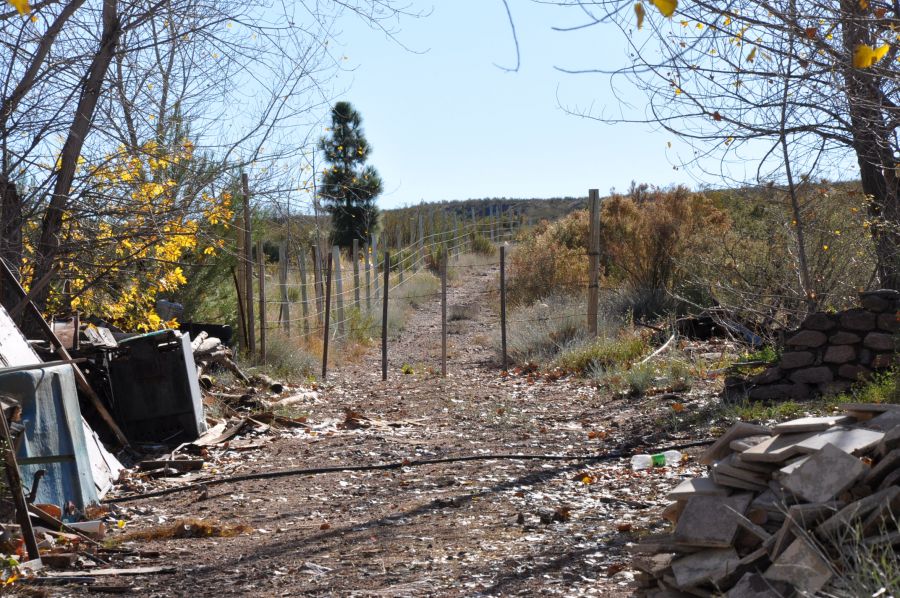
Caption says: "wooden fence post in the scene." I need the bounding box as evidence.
[242,173,255,356]
[417,212,425,270]
[279,242,289,333]
[500,245,508,372]
[322,251,332,380]
[257,239,266,363]
[235,196,246,349]
[372,235,379,301]
[312,244,324,326]
[441,253,447,377]
[333,246,345,334]
[231,266,248,350]
[588,189,600,337]
[298,249,310,336]
[352,238,361,310]
[381,251,390,381]
[364,242,371,311]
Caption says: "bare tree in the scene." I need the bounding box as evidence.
[0,0,422,317]
[525,0,900,290]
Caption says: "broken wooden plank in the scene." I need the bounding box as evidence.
[42,566,176,577]
[138,459,204,473]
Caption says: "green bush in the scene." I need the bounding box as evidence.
[470,233,496,256]
[556,334,647,374]
[255,333,317,381]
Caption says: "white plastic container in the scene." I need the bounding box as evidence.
[630,450,683,470]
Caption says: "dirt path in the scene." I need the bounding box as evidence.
[76,261,711,597]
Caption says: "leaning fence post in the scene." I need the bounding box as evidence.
[441,253,448,377]
[381,251,390,381]
[257,239,266,364]
[0,407,40,560]
[588,189,600,337]
[231,266,248,351]
[322,251,333,380]
[500,245,508,372]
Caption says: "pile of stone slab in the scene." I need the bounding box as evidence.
[632,403,900,597]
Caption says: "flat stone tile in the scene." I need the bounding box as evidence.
[864,447,900,486]
[633,552,676,576]
[794,426,884,456]
[772,415,854,434]
[751,489,787,515]
[671,547,740,589]
[739,431,817,463]
[781,443,867,503]
[817,486,900,539]
[764,537,833,594]
[775,455,810,479]
[674,493,753,547]
[700,422,771,465]
[861,489,900,536]
[729,435,771,453]
[711,469,768,492]
[861,409,900,433]
[713,458,770,486]
[726,572,790,598]
[668,477,731,500]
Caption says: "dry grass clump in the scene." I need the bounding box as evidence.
[116,518,252,543]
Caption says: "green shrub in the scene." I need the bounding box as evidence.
[470,233,496,256]
[255,333,317,381]
[556,334,647,374]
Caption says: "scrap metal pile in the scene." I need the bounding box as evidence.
[633,403,900,597]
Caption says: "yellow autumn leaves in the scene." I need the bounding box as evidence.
[853,43,889,68]
[6,0,29,16]
[34,141,233,331]
[634,0,676,30]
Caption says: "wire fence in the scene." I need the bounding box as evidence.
[228,195,615,381]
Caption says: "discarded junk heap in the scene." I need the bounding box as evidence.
[0,270,255,574]
[634,405,900,597]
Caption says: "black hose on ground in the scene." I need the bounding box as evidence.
[105,437,716,503]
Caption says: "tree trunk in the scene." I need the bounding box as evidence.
[0,177,22,276]
[31,0,121,310]
[841,0,900,290]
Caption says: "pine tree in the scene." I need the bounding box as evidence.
[318,101,383,247]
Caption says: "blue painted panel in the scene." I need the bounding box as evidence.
[0,365,99,510]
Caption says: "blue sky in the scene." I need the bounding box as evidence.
[327,1,699,209]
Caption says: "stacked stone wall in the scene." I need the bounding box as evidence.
[747,290,899,401]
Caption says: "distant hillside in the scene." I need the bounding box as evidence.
[383,196,589,224]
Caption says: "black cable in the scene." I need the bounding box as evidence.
[105,437,714,503]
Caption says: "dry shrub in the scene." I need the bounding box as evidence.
[600,184,730,303]
[697,183,877,332]
[507,211,589,306]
